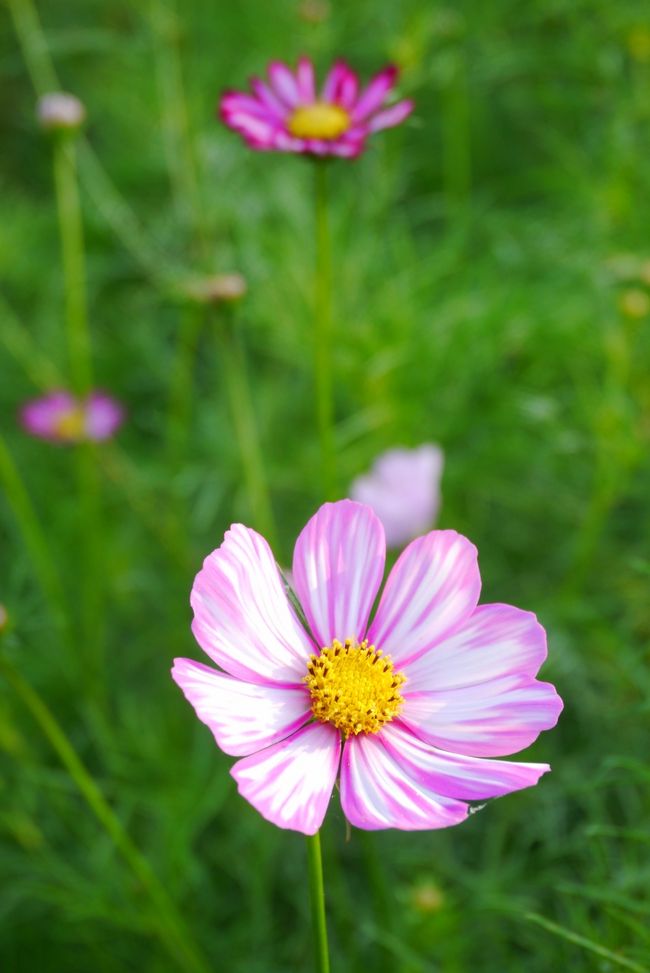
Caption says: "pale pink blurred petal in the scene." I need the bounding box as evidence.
[191,524,314,685]
[367,99,414,132]
[231,722,341,834]
[403,604,547,692]
[249,78,288,120]
[367,530,480,666]
[20,391,76,441]
[171,658,310,756]
[350,444,444,548]
[321,60,359,107]
[292,500,385,647]
[84,393,124,440]
[380,723,550,800]
[401,677,563,757]
[340,731,469,830]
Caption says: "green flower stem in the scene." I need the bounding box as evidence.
[166,303,204,465]
[0,651,211,973]
[52,134,93,396]
[0,432,69,644]
[306,832,331,973]
[313,162,336,500]
[216,310,277,549]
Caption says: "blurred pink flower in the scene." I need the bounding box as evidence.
[173,500,562,835]
[20,391,124,444]
[351,444,444,548]
[37,92,86,132]
[220,57,413,158]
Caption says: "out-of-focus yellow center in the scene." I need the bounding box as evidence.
[53,407,86,441]
[305,639,406,737]
[288,102,350,140]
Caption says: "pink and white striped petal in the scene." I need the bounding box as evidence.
[191,524,314,685]
[321,60,359,108]
[292,500,386,648]
[351,65,399,121]
[380,723,550,800]
[367,530,480,666]
[367,99,414,132]
[401,676,563,757]
[171,658,311,757]
[296,56,316,102]
[340,731,469,831]
[402,604,548,693]
[231,723,341,835]
[267,61,301,107]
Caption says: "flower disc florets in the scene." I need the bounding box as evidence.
[305,638,406,737]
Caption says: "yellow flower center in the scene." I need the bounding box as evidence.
[288,102,350,140]
[53,407,86,441]
[304,638,406,737]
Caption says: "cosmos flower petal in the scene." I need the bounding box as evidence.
[171,658,311,757]
[321,60,359,107]
[292,500,386,647]
[367,530,480,666]
[296,56,316,102]
[267,61,301,107]
[249,78,288,120]
[340,732,469,830]
[191,524,314,685]
[367,99,414,132]
[231,723,341,835]
[85,393,124,440]
[351,64,399,121]
[402,604,548,692]
[380,723,550,800]
[400,677,564,757]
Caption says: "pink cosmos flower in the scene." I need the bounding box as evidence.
[350,444,444,548]
[220,58,413,158]
[173,501,563,835]
[20,390,124,444]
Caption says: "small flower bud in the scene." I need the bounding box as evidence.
[37,92,86,133]
[0,604,8,634]
[298,0,330,23]
[182,273,247,305]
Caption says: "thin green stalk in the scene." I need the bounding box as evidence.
[216,311,277,547]
[313,162,336,499]
[306,832,331,973]
[166,304,205,463]
[0,432,68,644]
[52,134,93,395]
[0,652,211,973]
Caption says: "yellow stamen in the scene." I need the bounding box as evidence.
[53,407,86,441]
[288,102,350,140]
[304,638,406,737]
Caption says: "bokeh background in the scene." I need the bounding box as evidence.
[2,1,650,970]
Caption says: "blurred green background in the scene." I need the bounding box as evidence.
[2,0,650,970]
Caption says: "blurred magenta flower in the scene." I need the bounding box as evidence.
[220,58,413,158]
[173,500,562,835]
[20,391,124,444]
[350,444,444,548]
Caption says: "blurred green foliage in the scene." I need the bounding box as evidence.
[1,0,650,970]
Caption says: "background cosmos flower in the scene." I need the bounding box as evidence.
[220,57,413,157]
[350,444,444,548]
[20,390,124,444]
[173,500,563,835]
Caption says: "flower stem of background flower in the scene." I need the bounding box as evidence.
[313,162,336,500]
[0,649,211,973]
[215,309,277,548]
[306,832,331,973]
[52,130,105,701]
